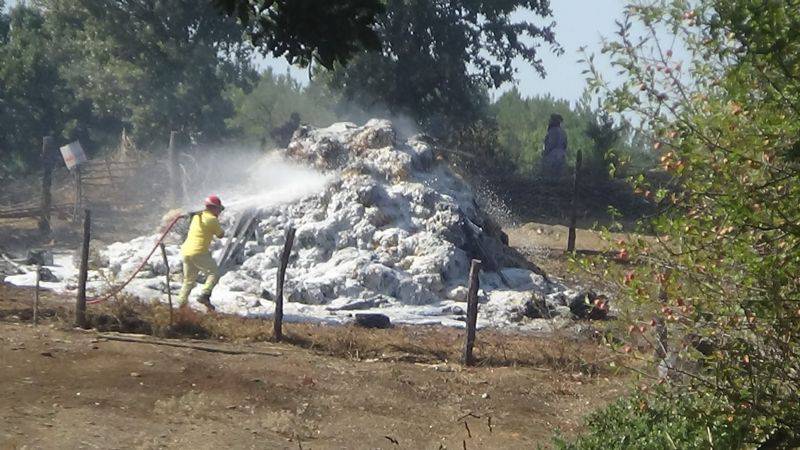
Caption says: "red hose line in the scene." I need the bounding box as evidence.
[86,214,184,305]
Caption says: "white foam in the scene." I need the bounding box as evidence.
[7,121,580,330]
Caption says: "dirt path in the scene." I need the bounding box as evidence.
[506,222,643,255]
[0,289,628,449]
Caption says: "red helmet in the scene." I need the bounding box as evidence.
[204,195,224,210]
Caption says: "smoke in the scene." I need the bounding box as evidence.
[179,148,332,214]
[324,97,422,142]
[171,108,420,218]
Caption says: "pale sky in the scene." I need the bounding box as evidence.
[515,0,627,102]
[257,1,628,105]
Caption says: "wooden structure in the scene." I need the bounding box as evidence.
[159,243,174,325]
[274,227,296,342]
[167,131,184,205]
[78,159,153,206]
[567,149,583,253]
[0,203,72,220]
[463,259,482,366]
[75,209,91,328]
[38,136,57,234]
[0,133,153,228]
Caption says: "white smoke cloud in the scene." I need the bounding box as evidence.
[180,149,332,214]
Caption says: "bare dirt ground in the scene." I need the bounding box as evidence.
[0,282,631,449]
[509,222,642,253]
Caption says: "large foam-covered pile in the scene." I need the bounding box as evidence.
[8,120,584,329]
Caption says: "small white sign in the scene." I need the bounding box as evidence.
[59,141,87,170]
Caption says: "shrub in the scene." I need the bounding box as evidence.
[556,388,752,449]
[567,0,800,447]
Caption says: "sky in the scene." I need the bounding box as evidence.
[256,1,629,105]
[514,0,627,103]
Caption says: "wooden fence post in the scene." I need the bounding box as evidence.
[104,157,117,193]
[655,269,671,361]
[38,136,56,235]
[33,264,41,326]
[274,227,296,342]
[463,259,482,366]
[167,131,182,204]
[75,209,91,328]
[72,166,82,222]
[567,149,583,253]
[159,243,174,325]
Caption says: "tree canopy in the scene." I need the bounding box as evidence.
[213,0,385,69]
[0,3,81,171]
[0,0,393,172]
[227,69,338,146]
[41,0,255,148]
[565,0,800,447]
[324,0,562,137]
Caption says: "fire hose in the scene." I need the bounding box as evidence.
[86,214,184,305]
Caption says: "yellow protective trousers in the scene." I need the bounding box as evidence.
[178,252,219,305]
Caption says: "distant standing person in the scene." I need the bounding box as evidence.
[542,113,568,177]
[269,112,301,148]
[178,195,225,311]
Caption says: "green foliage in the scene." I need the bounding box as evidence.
[0,0,397,174]
[557,389,752,449]
[584,111,621,176]
[0,0,258,171]
[492,89,589,173]
[227,69,338,146]
[324,0,561,138]
[213,0,384,69]
[568,0,800,447]
[491,88,650,176]
[0,4,84,172]
[42,0,255,149]
[0,1,8,40]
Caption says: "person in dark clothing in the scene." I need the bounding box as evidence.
[269,112,301,148]
[542,113,568,177]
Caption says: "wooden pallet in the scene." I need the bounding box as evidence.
[0,203,72,220]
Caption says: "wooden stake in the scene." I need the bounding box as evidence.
[159,243,174,325]
[567,149,582,253]
[73,166,83,222]
[38,136,55,235]
[274,227,296,342]
[75,209,91,328]
[655,269,671,361]
[104,157,117,194]
[33,264,40,326]
[463,259,482,366]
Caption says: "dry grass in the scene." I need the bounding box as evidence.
[0,281,622,377]
[75,295,619,375]
[283,322,617,374]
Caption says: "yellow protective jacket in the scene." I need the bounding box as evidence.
[181,211,224,257]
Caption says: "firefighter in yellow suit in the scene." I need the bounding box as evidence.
[178,195,225,311]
